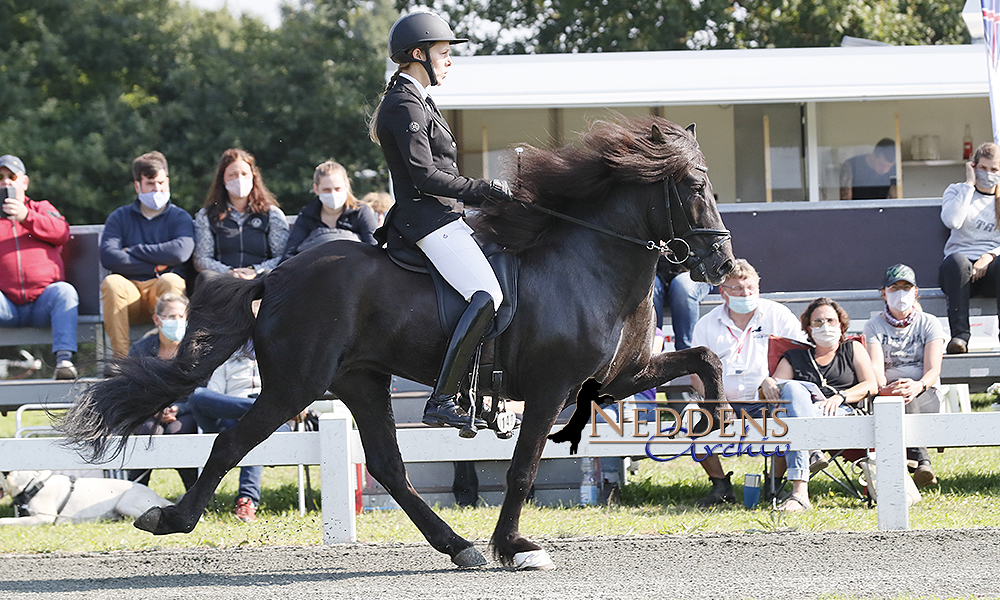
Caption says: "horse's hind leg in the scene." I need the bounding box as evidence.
[337,371,485,568]
[134,388,307,535]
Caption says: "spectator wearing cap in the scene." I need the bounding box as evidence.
[100,151,193,359]
[0,154,79,379]
[939,141,1000,354]
[863,264,944,487]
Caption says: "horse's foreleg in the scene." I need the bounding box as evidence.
[491,396,565,570]
[339,374,484,568]
[601,346,725,408]
[134,390,307,535]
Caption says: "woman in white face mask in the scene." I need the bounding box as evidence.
[767,297,878,512]
[281,161,378,262]
[193,148,289,283]
[862,264,946,488]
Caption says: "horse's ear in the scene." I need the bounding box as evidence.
[686,123,697,139]
[650,124,664,143]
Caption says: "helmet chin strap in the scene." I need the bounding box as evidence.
[414,44,439,86]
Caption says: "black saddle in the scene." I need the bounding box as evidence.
[386,235,517,340]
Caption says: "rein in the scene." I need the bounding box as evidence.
[515,175,731,268]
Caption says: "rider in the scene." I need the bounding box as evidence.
[370,11,513,430]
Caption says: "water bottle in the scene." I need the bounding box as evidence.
[743,473,761,509]
[579,457,599,506]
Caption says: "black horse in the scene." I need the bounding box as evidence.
[59,116,734,570]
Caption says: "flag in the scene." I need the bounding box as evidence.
[983,0,1000,143]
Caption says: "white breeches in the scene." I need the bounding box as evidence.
[416,219,503,307]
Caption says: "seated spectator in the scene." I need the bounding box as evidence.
[281,160,377,262]
[652,257,711,351]
[360,191,394,228]
[187,342,291,523]
[939,142,1000,354]
[0,154,79,379]
[840,138,898,200]
[689,259,805,507]
[761,297,878,512]
[100,151,192,359]
[127,292,198,491]
[864,264,944,487]
[193,148,288,283]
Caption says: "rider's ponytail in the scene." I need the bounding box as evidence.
[368,69,403,146]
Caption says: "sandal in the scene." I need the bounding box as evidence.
[778,495,812,512]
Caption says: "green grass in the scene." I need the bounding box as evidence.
[2,398,1000,553]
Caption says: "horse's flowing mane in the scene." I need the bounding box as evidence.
[469,115,704,253]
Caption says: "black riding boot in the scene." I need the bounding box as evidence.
[423,291,496,429]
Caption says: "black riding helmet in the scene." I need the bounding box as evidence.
[388,11,467,86]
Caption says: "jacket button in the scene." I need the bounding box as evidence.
[452,162,457,168]
[451,141,457,148]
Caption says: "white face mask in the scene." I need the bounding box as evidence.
[726,293,759,315]
[225,176,254,199]
[137,190,170,211]
[886,288,917,313]
[319,190,348,210]
[975,168,1000,190]
[810,324,841,347]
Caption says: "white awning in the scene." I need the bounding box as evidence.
[416,44,990,110]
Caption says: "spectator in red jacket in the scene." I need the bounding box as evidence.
[0,154,79,379]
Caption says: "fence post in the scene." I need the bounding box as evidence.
[873,396,908,530]
[319,407,356,544]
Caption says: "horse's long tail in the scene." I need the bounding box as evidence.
[58,275,266,462]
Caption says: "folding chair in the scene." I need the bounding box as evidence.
[761,334,872,506]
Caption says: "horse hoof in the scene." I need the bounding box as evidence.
[459,426,478,439]
[513,549,555,571]
[452,546,487,568]
[134,506,165,534]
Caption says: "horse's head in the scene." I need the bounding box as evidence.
[651,122,734,286]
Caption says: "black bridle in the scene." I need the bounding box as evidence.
[516,171,731,277]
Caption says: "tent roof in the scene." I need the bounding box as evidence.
[417,44,989,110]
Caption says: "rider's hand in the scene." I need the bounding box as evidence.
[488,179,513,202]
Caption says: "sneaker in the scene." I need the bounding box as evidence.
[809,451,829,476]
[54,360,77,380]
[234,497,257,522]
[912,462,938,487]
[696,471,736,507]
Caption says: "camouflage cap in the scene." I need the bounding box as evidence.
[883,263,916,288]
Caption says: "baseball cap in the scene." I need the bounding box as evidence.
[0,155,25,176]
[883,263,916,288]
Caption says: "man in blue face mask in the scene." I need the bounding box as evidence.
[99,151,194,363]
[687,259,805,507]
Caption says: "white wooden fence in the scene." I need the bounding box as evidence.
[2,397,999,541]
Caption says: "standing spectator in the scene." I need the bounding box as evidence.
[689,259,806,507]
[939,142,1000,354]
[100,151,193,359]
[281,160,378,262]
[840,138,898,200]
[360,191,394,228]
[127,293,198,491]
[864,264,944,487]
[193,148,288,283]
[0,154,79,378]
[187,343,292,523]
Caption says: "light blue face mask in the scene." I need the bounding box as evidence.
[138,190,170,211]
[727,293,759,315]
[159,318,186,342]
[975,168,1000,190]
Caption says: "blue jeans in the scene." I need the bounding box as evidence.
[188,387,291,504]
[653,272,711,351]
[0,281,79,353]
[780,381,853,482]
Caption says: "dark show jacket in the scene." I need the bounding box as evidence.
[375,76,493,248]
[282,198,378,261]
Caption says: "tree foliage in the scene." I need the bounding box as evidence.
[0,0,394,224]
[402,0,970,54]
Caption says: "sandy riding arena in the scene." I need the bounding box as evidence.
[2,529,998,599]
